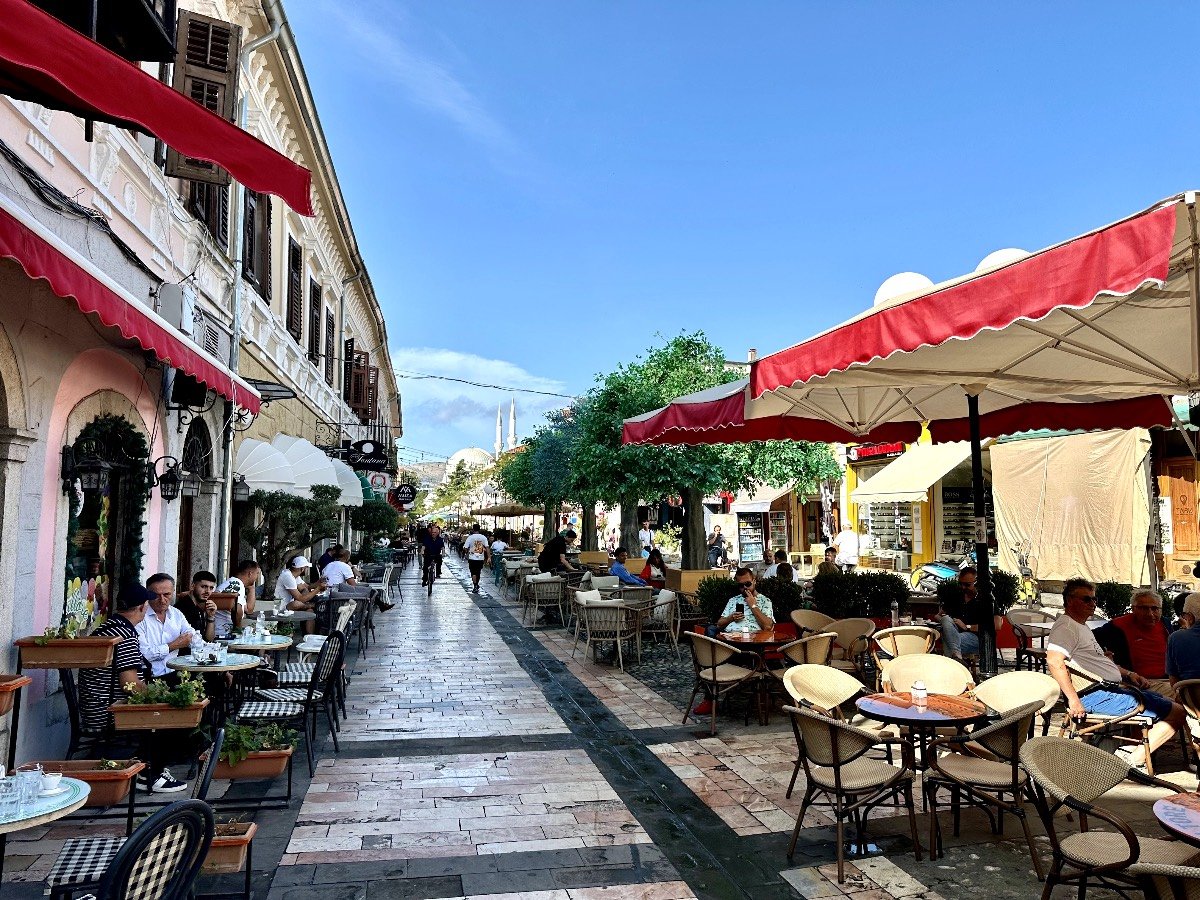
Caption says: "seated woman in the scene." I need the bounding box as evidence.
[641,548,669,589]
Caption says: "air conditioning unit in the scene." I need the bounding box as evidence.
[156,282,197,337]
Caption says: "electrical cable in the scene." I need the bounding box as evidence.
[393,369,576,400]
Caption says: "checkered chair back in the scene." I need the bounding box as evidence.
[1020,734,1133,806]
[311,631,346,697]
[96,799,213,899]
[193,728,224,801]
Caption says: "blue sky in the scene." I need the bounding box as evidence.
[288,1,1187,460]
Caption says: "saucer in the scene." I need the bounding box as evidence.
[38,785,68,797]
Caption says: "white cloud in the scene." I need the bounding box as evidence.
[391,347,570,458]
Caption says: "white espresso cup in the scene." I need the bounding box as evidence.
[41,772,62,792]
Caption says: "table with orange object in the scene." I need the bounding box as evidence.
[856,691,993,768]
[715,626,798,724]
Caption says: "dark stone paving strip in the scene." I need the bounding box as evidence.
[450,563,823,900]
[326,733,583,758]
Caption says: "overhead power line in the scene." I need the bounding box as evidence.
[393,369,577,400]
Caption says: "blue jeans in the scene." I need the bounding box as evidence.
[939,617,978,658]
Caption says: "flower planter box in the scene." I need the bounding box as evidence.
[14,636,121,669]
[0,674,31,715]
[211,592,240,612]
[33,759,145,807]
[203,747,293,781]
[202,821,257,875]
[109,698,209,731]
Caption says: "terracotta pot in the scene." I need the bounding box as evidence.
[14,636,121,669]
[211,592,240,612]
[109,698,209,731]
[0,674,31,715]
[203,747,293,781]
[202,821,257,875]
[33,759,145,807]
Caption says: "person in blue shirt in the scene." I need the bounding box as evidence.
[1169,593,1200,685]
[421,524,446,586]
[610,547,649,586]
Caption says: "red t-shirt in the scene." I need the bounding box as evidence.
[1112,614,1169,678]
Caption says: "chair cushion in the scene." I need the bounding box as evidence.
[238,700,304,719]
[256,687,322,702]
[931,754,1027,788]
[699,663,757,685]
[47,836,123,887]
[1060,831,1199,868]
[529,571,557,582]
[574,589,602,606]
[809,757,909,792]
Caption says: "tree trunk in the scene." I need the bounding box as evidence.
[542,502,556,541]
[619,494,641,555]
[680,485,707,570]
[581,501,597,551]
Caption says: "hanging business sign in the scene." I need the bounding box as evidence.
[848,442,905,463]
[367,471,392,493]
[347,439,388,471]
[393,483,418,505]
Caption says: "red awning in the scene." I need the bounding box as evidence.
[0,201,261,413]
[0,0,313,216]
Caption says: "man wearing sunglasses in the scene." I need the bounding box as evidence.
[1047,578,1184,770]
[716,568,775,633]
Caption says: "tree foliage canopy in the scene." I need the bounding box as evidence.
[242,484,342,591]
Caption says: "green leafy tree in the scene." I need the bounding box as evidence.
[351,499,400,542]
[240,484,342,594]
[497,415,579,541]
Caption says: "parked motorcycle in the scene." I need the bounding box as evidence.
[910,548,976,594]
[1013,543,1040,607]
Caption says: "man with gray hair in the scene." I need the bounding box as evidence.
[1095,587,1174,696]
[1168,592,1200,685]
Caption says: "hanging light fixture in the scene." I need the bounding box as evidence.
[180,470,203,498]
[232,474,250,502]
[150,456,184,501]
[60,445,113,493]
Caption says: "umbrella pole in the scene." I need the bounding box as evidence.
[968,394,998,678]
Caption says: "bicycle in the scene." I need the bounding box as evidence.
[422,552,442,597]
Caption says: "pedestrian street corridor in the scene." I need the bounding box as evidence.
[6,560,1190,900]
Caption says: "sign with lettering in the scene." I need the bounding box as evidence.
[848,442,905,463]
[394,484,417,505]
[347,439,388,471]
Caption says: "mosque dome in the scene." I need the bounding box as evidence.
[443,447,493,480]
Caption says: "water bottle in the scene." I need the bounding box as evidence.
[912,680,928,710]
[890,598,900,627]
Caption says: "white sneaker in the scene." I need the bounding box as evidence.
[150,769,188,793]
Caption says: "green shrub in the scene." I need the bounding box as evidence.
[756,576,806,625]
[1096,581,1133,620]
[695,574,740,623]
[812,570,909,619]
[991,570,1019,616]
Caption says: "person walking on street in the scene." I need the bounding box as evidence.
[463,525,491,592]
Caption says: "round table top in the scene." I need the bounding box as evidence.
[167,652,263,673]
[718,627,795,648]
[253,610,317,622]
[225,634,292,652]
[856,692,991,728]
[0,776,90,835]
[1154,793,1200,846]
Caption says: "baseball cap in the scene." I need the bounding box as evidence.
[289,555,311,569]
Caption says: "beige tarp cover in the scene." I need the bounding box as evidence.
[852,442,974,504]
[730,485,791,514]
[992,429,1150,585]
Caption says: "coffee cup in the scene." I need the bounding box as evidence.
[41,772,62,792]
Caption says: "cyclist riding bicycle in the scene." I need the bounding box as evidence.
[421,524,446,587]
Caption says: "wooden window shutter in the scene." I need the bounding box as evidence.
[342,338,355,402]
[366,365,380,422]
[308,280,322,360]
[286,239,303,341]
[186,181,228,249]
[166,10,241,185]
[324,311,335,385]
[242,191,271,300]
[348,349,370,416]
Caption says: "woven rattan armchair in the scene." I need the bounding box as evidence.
[972,670,1060,737]
[1171,679,1200,771]
[783,703,922,883]
[825,617,876,680]
[791,609,835,635]
[684,632,762,735]
[1020,735,1199,899]
[925,700,1046,879]
[579,600,638,669]
[1129,863,1200,899]
[1060,663,1158,774]
[880,654,974,696]
[638,589,681,658]
[522,575,565,626]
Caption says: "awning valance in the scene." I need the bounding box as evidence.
[271,435,338,498]
[235,438,294,494]
[729,485,791,515]
[851,442,976,505]
[329,457,363,508]
[0,0,313,215]
[0,196,261,412]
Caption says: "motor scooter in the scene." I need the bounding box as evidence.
[910,547,976,594]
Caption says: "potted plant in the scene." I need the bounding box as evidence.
[204,723,295,780]
[31,759,145,807]
[14,615,120,669]
[210,591,240,612]
[109,672,209,730]
[202,816,257,875]
[0,674,31,715]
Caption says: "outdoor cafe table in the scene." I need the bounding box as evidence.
[856,692,992,769]
[168,652,263,725]
[0,776,90,881]
[1153,792,1200,848]
[225,634,292,655]
[251,609,317,624]
[717,627,796,724]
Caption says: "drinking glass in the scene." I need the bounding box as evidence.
[0,779,18,822]
[16,764,41,813]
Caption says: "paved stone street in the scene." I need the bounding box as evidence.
[5,561,1197,899]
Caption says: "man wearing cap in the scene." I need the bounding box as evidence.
[1169,592,1200,685]
[276,555,326,635]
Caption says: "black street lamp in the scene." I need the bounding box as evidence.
[60,445,113,494]
[232,474,250,502]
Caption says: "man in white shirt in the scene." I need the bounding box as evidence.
[463,525,490,593]
[321,548,357,589]
[137,573,196,679]
[638,522,653,558]
[833,525,860,572]
[215,559,260,637]
[1047,577,1184,769]
[764,550,787,579]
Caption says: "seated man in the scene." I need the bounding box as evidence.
[1047,577,1184,770]
[321,548,357,589]
[948,568,984,657]
[136,573,196,681]
[717,568,776,633]
[764,550,787,579]
[610,547,649,586]
[177,570,219,643]
[1169,592,1200,685]
[1095,588,1173,696]
[216,559,261,637]
[817,546,839,577]
[79,583,187,793]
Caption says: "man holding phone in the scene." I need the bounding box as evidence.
[717,568,775,632]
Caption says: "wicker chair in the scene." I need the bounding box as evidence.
[522,575,565,625]
[1020,735,1199,899]
[783,703,922,882]
[579,601,638,669]
[924,700,1046,879]
[825,617,876,680]
[871,626,938,687]
[638,589,681,658]
[771,632,836,672]
[684,632,761,735]
[567,588,601,654]
[791,609,835,635]
[880,654,974,696]
[1129,863,1200,899]
[1060,663,1158,774]
[1010,622,1049,672]
[1175,679,1200,772]
[972,670,1060,737]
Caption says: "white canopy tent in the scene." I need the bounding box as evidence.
[234,438,295,494]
